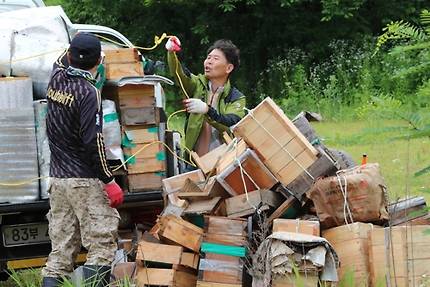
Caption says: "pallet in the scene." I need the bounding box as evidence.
[216,149,278,196]
[232,97,318,186]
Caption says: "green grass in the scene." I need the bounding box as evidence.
[313,119,430,202]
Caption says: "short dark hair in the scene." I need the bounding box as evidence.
[68,32,101,70]
[207,39,240,73]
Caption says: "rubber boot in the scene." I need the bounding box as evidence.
[82,265,111,287]
[41,277,62,287]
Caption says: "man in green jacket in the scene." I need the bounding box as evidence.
[166,37,246,157]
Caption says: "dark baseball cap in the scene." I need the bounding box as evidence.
[68,32,101,70]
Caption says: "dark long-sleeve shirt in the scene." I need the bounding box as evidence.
[46,66,113,184]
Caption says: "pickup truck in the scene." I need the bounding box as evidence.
[0,5,179,281]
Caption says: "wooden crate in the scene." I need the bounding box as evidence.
[199,253,243,285]
[273,219,320,236]
[369,225,430,287]
[123,142,164,159]
[157,215,204,252]
[322,223,377,286]
[122,125,159,144]
[136,266,197,287]
[204,216,248,238]
[105,62,144,80]
[128,172,165,191]
[162,169,206,194]
[217,149,278,196]
[136,241,199,270]
[225,189,283,218]
[197,282,241,287]
[178,177,229,200]
[232,97,318,186]
[104,48,140,64]
[285,146,338,199]
[127,157,165,174]
[120,106,159,126]
[191,143,228,175]
[272,273,319,287]
[103,84,155,109]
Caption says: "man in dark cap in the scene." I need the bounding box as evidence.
[41,32,123,287]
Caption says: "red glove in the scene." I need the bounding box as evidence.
[104,181,124,208]
[165,36,181,52]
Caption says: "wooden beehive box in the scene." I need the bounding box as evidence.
[232,97,319,186]
[103,83,155,109]
[203,216,248,247]
[198,252,244,285]
[273,219,320,236]
[104,48,140,64]
[322,223,377,286]
[369,225,430,287]
[157,215,204,252]
[162,169,206,194]
[225,189,283,218]
[126,156,165,174]
[122,126,159,144]
[217,148,278,196]
[104,48,144,80]
[128,172,165,192]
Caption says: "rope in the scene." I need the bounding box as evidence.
[0,176,49,187]
[243,107,315,180]
[0,48,65,66]
[94,33,171,51]
[112,140,196,172]
[232,138,259,211]
[335,171,354,225]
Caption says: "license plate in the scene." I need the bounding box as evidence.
[2,222,50,247]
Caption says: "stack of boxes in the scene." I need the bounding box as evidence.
[102,48,166,192]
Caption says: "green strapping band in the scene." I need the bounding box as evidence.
[156,152,166,161]
[200,242,246,257]
[148,127,158,133]
[122,134,136,148]
[124,154,136,165]
[155,171,166,177]
[104,113,118,123]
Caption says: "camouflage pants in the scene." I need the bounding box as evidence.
[41,178,120,278]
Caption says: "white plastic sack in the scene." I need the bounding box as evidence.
[0,6,72,99]
[102,100,124,162]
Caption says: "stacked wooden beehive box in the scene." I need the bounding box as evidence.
[102,48,166,191]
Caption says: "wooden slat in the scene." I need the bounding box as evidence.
[136,241,183,264]
[184,197,223,215]
[162,169,205,194]
[136,266,197,287]
[217,149,278,196]
[272,219,320,236]
[203,233,247,247]
[191,144,228,174]
[276,149,317,185]
[158,215,204,252]
[178,177,228,200]
[128,172,165,191]
[122,126,159,144]
[197,281,241,287]
[120,106,158,126]
[104,48,140,64]
[123,143,164,159]
[105,62,143,79]
[205,216,247,237]
[127,157,165,174]
[268,196,298,223]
